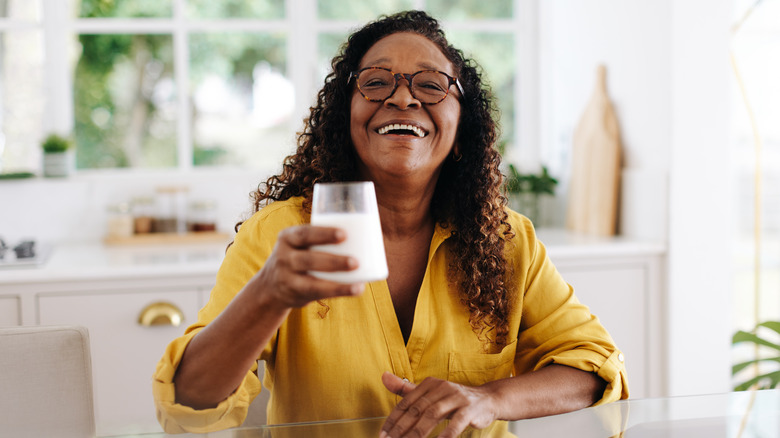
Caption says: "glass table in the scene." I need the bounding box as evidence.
[105,389,779,438]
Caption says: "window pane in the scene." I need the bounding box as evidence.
[317,0,415,20]
[189,33,292,168]
[427,0,512,20]
[0,30,44,173]
[446,31,515,143]
[77,0,171,18]
[318,31,348,78]
[186,0,284,19]
[0,0,40,20]
[74,34,176,169]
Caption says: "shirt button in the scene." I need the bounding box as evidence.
[618,353,625,362]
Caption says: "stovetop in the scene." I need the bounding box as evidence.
[0,238,51,268]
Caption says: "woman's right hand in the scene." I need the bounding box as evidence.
[249,224,364,309]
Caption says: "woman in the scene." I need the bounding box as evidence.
[153,10,628,437]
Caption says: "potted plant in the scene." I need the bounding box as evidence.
[41,133,73,177]
[505,164,558,225]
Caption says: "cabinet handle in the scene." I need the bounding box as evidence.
[138,302,184,327]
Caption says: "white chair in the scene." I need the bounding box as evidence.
[0,325,95,438]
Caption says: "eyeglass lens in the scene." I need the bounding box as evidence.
[356,69,452,104]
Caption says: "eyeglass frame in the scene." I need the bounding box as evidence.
[348,67,465,105]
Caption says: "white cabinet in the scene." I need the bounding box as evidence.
[38,288,206,436]
[543,230,665,399]
[0,295,20,326]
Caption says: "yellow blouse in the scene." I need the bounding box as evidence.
[153,197,629,433]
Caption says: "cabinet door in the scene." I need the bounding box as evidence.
[0,296,20,326]
[557,264,649,398]
[39,289,200,436]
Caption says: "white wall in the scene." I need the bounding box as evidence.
[668,0,734,396]
[539,0,734,396]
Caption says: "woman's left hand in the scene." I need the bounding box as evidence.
[380,372,499,438]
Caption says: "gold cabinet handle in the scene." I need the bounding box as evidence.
[138,302,184,327]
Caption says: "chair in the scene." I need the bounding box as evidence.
[0,325,95,438]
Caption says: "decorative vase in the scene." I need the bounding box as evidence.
[42,151,73,177]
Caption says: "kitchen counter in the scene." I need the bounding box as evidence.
[0,228,665,285]
[0,242,228,284]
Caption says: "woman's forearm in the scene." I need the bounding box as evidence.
[172,280,291,410]
[485,364,607,420]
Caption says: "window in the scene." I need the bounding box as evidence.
[0,0,533,173]
[0,1,44,174]
[730,0,780,377]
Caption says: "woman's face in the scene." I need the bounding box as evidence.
[350,32,461,186]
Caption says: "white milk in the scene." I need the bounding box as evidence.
[310,212,388,283]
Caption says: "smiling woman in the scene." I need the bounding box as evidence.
[153,10,627,437]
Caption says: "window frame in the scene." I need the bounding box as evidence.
[36,0,538,175]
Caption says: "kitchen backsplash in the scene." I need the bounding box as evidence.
[0,169,267,245]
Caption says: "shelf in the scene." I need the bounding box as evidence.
[103,231,232,246]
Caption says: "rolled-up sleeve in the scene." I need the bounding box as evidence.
[512,224,629,404]
[152,329,263,433]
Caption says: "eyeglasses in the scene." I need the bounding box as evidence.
[349,67,464,105]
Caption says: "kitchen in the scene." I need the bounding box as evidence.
[1,0,774,436]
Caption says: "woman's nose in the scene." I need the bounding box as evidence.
[384,79,421,109]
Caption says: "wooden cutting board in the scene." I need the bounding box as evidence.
[566,65,622,236]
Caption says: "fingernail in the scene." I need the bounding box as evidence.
[346,257,359,269]
[351,283,364,295]
[379,431,388,438]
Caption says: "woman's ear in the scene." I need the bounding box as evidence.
[450,144,462,162]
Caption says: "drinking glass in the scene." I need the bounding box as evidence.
[309,182,388,283]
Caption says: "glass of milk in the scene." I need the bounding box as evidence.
[309,181,388,283]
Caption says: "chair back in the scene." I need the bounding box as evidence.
[0,325,95,438]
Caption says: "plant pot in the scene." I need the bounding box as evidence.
[42,151,73,177]
[509,192,551,226]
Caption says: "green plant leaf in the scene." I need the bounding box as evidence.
[757,321,780,335]
[732,330,780,351]
[732,356,780,374]
[734,370,780,391]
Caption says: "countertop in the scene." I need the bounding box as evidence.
[0,228,666,285]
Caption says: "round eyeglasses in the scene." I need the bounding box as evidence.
[349,67,464,105]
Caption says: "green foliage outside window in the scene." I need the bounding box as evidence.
[74,33,175,169]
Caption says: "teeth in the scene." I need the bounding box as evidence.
[377,124,426,137]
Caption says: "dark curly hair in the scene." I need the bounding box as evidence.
[243,10,514,346]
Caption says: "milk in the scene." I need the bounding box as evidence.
[310,212,388,283]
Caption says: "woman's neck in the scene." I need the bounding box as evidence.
[374,182,436,241]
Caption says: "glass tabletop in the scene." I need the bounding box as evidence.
[104,389,779,438]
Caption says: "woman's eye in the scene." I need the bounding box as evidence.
[418,81,445,91]
[363,78,390,88]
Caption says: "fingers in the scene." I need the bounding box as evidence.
[254,225,364,308]
[280,224,346,248]
[381,378,496,438]
[382,372,417,396]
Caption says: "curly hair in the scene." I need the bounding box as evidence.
[244,10,514,346]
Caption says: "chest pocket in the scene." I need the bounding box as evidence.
[447,340,517,387]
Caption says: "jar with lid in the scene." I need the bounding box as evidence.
[106,202,134,239]
[153,186,188,233]
[187,199,217,232]
[131,196,155,234]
